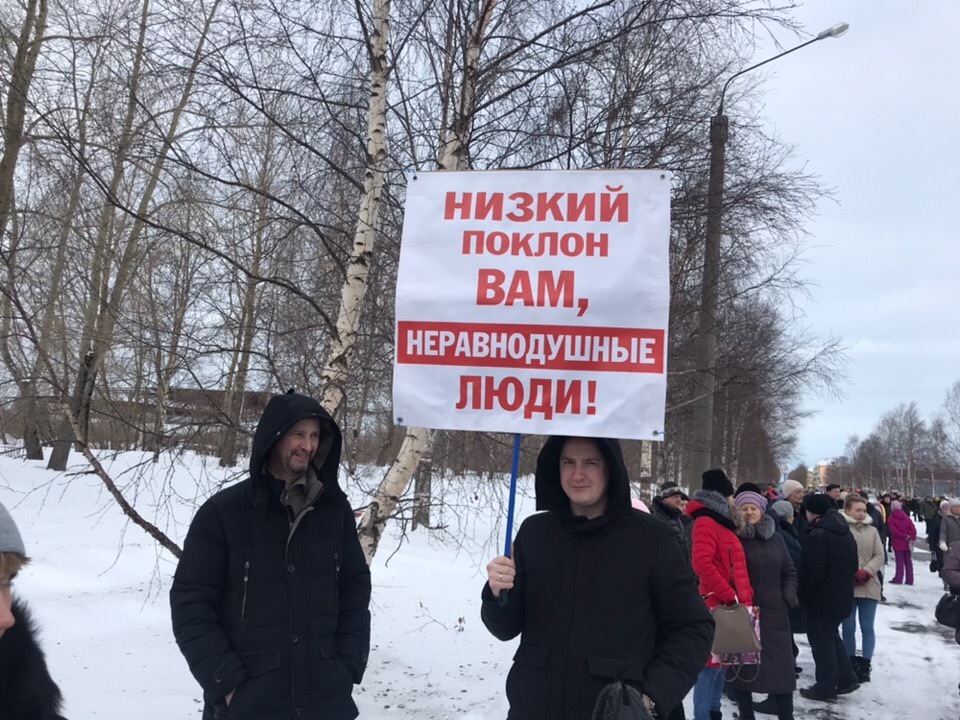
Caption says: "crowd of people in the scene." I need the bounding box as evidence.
[628,477,960,720]
[2,415,960,720]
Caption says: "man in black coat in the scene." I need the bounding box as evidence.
[649,483,692,562]
[798,494,860,702]
[481,436,713,720]
[171,391,371,720]
[0,501,68,720]
[825,483,843,510]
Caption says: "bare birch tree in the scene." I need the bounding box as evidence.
[356,0,499,561]
[0,0,48,457]
[47,0,224,470]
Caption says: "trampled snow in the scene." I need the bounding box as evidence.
[2,449,957,719]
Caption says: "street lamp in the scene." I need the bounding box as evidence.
[683,23,849,491]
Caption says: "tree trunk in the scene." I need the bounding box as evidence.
[319,0,392,421]
[412,447,434,531]
[356,0,497,560]
[358,427,432,562]
[219,131,272,467]
[0,0,48,459]
[48,0,222,470]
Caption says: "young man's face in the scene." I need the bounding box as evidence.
[827,487,841,500]
[559,438,609,519]
[268,418,322,484]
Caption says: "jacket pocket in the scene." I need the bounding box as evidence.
[506,645,551,714]
[513,643,550,667]
[223,650,281,718]
[310,636,354,699]
[239,649,281,677]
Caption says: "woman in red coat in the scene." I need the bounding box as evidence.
[686,470,754,720]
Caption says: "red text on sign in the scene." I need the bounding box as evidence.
[476,269,589,317]
[444,187,629,223]
[454,376,598,419]
[461,230,609,257]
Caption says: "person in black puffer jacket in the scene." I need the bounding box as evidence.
[797,495,860,702]
[649,483,692,563]
[170,391,371,720]
[482,437,713,720]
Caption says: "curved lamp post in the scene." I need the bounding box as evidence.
[684,23,849,491]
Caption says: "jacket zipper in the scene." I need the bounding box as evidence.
[334,552,341,595]
[241,560,250,623]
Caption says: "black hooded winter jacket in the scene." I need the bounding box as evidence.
[170,392,371,720]
[480,436,713,720]
[798,508,858,623]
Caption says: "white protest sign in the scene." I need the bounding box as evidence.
[393,170,670,440]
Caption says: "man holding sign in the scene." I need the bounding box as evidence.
[481,435,713,720]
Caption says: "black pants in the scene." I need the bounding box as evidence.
[806,615,858,695]
[734,690,793,720]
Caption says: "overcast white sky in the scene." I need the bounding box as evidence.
[741,1,960,466]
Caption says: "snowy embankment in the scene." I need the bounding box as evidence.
[2,450,957,719]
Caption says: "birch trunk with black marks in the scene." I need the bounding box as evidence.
[357,0,497,563]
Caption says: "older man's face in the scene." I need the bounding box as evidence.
[662,494,685,511]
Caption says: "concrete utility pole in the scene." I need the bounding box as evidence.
[683,23,849,491]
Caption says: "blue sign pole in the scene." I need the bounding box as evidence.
[499,432,522,606]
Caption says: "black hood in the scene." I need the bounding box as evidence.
[806,507,850,536]
[249,391,343,496]
[534,436,631,515]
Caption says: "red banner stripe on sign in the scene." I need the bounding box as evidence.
[397,321,664,374]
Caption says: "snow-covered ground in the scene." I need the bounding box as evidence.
[2,449,958,719]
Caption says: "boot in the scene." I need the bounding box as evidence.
[734,690,755,720]
[856,657,872,683]
[773,693,794,720]
[849,656,861,680]
[753,695,777,715]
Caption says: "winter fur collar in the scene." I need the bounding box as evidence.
[738,513,776,540]
[688,489,737,531]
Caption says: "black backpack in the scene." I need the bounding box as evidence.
[591,681,656,720]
